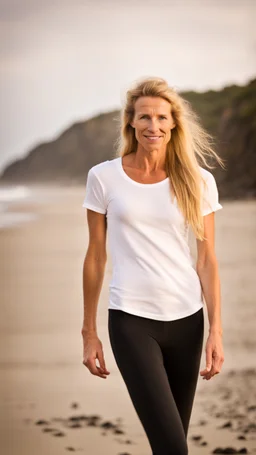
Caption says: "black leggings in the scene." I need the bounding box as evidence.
[108,307,204,455]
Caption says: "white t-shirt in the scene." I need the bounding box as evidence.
[82,156,223,321]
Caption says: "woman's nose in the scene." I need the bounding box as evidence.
[147,120,159,133]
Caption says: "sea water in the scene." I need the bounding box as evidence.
[0,185,38,229]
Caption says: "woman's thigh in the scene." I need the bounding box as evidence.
[162,308,204,437]
[108,309,189,455]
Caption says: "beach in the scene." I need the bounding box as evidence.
[0,185,255,455]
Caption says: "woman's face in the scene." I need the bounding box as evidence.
[130,96,176,152]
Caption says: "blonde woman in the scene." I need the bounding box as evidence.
[81,77,225,455]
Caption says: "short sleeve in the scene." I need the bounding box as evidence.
[82,168,107,214]
[201,172,223,216]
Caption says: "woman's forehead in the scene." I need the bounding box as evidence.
[134,96,171,113]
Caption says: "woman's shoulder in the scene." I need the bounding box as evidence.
[198,166,218,186]
[89,160,110,177]
[198,165,213,179]
[89,158,117,175]
[89,159,110,173]
[87,158,120,187]
[198,166,222,214]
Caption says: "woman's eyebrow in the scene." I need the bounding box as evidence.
[137,112,168,116]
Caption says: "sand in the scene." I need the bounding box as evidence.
[0,186,255,455]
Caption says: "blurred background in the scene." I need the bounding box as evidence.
[0,1,255,454]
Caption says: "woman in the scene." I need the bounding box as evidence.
[81,77,225,455]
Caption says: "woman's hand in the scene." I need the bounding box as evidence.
[200,331,224,380]
[82,331,110,379]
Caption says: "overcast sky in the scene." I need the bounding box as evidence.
[0,0,255,171]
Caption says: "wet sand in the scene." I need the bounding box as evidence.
[0,186,255,454]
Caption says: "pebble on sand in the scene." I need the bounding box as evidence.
[212,447,248,454]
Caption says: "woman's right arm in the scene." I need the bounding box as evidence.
[81,208,110,379]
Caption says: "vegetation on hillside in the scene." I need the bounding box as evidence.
[1,78,255,198]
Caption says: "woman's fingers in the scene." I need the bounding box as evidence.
[200,345,212,377]
[200,333,224,380]
[83,356,108,378]
[82,336,110,379]
[97,348,110,375]
[83,351,110,378]
[203,353,224,380]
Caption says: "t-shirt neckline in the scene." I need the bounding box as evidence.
[117,156,169,188]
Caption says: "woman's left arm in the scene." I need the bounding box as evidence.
[196,212,225,381]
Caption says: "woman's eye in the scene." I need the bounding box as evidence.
[160,116,167,119]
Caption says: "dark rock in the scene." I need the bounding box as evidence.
[87,420,97,427]
[53,431,66,437]
[247,405,256,411]
[247,422,256,431]
[212,448,247,454]
[70,402,79,409]
[68,423,82,428]
[243,368,256,376]
[87,415,102,426]
[35,419,49,425]
[66,447,76,452]
[212,448,236,454]
[114,428,124,434]
[100,421,116,429]
[237,435,246,440]
[198,419,208,426]
[88,414,101,420]
[68,415,88,421]
[191,435,202,441]
[220,421,232,428]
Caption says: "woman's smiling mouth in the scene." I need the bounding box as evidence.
[144,136,163,141]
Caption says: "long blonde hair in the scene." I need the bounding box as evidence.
[115,76,225,240]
